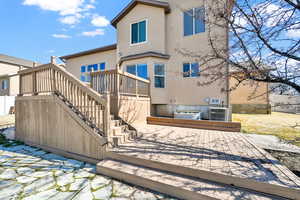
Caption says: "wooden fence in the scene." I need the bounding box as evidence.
[18,64,110,137]
[90,69,150,97]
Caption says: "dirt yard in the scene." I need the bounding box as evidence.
[233,112,300,146]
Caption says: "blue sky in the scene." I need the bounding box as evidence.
[0,0,131,63]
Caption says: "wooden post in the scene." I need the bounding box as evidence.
[104,92,111,139]
[33,72,37,95]
[51,69,56,94]
[116,70,121,117]
[51,56,56,64]
[135,79,138,98]
[18,74,23,96]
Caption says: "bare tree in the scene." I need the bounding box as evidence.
[180,0,300,94]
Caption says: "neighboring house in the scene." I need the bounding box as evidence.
[229,78,270,114]
[0,54,36,96]
[270,94,300,114]
[61,0,233,119]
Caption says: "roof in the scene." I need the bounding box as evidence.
[0,54,36,68]
[111,0,170,27]
[60,44,117,60]
[119,51,170,64]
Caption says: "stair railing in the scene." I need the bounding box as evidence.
[18,63,110,137]
[90,69,150,97]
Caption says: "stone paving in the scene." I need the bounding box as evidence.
[0,137,176,200]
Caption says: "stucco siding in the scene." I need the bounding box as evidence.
[117,4,166,60]
[65,49,117,80]
[0,62,20,75]
[9,75,19,96]
[0,63,21,96]
[64,0,230,108]
[229,78,269,105]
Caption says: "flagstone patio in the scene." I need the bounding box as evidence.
[0,139,176,200]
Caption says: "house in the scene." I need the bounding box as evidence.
[0,54,36,96]
[229,78,270,114]
[60,0,233,120]
[16,1,300,198]
[270,94,300,114]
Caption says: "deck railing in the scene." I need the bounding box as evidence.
[18,63,110,137]
[91,69,150,97]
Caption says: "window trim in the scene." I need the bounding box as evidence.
[80,62,106,82]
[130,19,148,46]
[182,62,200,78]
[183,7,205,37]
[154,63,166,88]
[126,63,148,79]
[1,79,9,90]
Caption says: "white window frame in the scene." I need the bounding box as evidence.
[81,62,106,82]
[126,63,148,79]
[130,19,148,46]
[1,79,8,90]
[154,63,166,88]
[183,7,205,37]
[183,62,200,78]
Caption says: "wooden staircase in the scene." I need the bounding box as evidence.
[110,116,138,147]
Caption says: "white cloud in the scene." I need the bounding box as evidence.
[254,3,293,27]
[23,0,95,25]
[59,15,81,25]
[47,50,55,53]
[91,15,110,27]
[82,29,105,37]
[52,34,71,39]
[287,24,300,38]
[23,0,84,15]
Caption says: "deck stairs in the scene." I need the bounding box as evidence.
[110,115,138,146]
[56,90,137,147]
[97,150,300,200]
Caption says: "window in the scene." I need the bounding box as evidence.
[99,62,106,71]
[184,7,205,36]
[1,79,8,90]
[154,64,165,88]
[183,63,200,77]
[126,64,148,79]
[80,63,106,82]
[131,20,147,44]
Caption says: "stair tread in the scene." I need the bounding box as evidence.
[97,159,278,200]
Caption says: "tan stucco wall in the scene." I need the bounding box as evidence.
[65,49,117,80]
[9,75,20,96]
[0,62,21,96]
[118,0,229,106]
[116,4,166,60]
[65,0,229,107]
[0,62,20,75]
[229,78,269,105]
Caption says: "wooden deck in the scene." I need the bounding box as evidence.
[107,124,300,199]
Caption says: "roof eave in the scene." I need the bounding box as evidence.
[111,0,170,28]
[60,44,117,61]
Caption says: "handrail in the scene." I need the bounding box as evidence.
[18,63,110,138]
[91,69,150,84]
[91,68,150,97]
